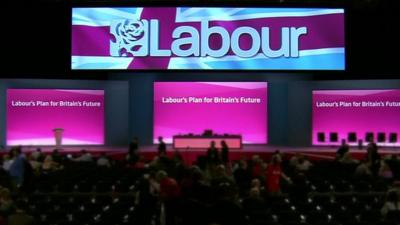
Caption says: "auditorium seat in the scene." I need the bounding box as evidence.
[94,180,113,192]
[307,210,331,224]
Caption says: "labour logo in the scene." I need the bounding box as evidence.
[110,19,149,57]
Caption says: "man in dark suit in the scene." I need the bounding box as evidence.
[158,136,167,155]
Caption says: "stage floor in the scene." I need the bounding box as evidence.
[3,145,399,162]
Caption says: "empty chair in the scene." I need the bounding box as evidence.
[306,209,327,221]
[76,181,94,193]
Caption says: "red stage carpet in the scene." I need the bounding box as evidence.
[2,145,399,163]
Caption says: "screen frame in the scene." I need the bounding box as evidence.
[71,5,346,72]
[311,88,400,147]
[152,81,269,145]
[6,88,106,146]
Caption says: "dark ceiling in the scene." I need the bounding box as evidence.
[1,0,399,80]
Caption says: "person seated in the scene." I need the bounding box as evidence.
[97,153,111,167]
[389,181,400,198]
[339,152,359,164]
[0,188,15,218]
[133,156,147,170]
[28,155,42,174]
[42,155,61,172]
[156,170,181,200]
[1,154,13,172]
[233,160,252,196]
[250,155,265,179]
[381,191,400,219]
[354,160,372,178]
[72,150,93,162]
[379,160,394,181]
[7,200,35,225]
[51,149,63,164]
[30,148,44,162]
[242,187,267,215]
[210,164,234,188]
[272,150,283,162]
[289,152,301,167]
[295,154,313,173]
[250,178,267,199]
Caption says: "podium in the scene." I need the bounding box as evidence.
[173,135,242,149]
[53,128,64,147]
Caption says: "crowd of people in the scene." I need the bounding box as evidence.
[0,138,399,225]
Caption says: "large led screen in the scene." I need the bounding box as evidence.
[154,82,267,144]
[7,89,105,146]
[312,90,400,146]
[72,7,345,70]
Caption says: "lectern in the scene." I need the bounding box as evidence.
[53,128,64,147]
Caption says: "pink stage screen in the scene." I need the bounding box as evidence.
[312,89,400,146]
[7,89,105,146]
[154,82,268,144]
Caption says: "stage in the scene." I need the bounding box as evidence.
[2,145,400,163]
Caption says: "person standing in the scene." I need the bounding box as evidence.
[158,136,167,156]
[206,141,219,165]
[9,147,25,189]
[220,140,229,165]
[265,155,291,194]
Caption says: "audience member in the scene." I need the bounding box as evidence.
[7,200,35,225]
[233,160,252,196]
[242,187,267,217]
[129,137,139,154]
[155,170,181,225]
[206,141,219,165]
[51,149,63,164]
[295,154,313,173]
[42,155,61,172]
[265,155,291,194]
[30,148,44,162]
[127,137,139,163]
[220,140,229,165]
[0,188,15,218]
[158,136,167,156]
[272,150,283,162]
[28,155,41,173]
[379,160,394,181]
[289,152,301,167]
[250,155,265,180]
[336,139,350,160]
[381,190,400,218]
[9,147,26,188]
[97,153,111,167]
[2,155,13,172]
[354,160,373,178]
[339,152,359,164]
[72,150,92,162]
